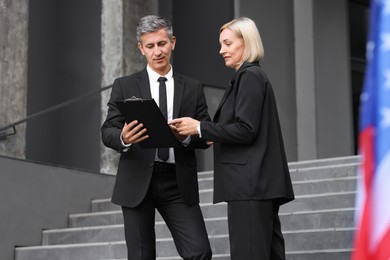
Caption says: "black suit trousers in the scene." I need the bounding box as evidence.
[122,163,212,260]
[227,200,286,260]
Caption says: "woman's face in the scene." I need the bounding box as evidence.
[219,28,245,70]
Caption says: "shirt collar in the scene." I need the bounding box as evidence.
[146,65,173,82]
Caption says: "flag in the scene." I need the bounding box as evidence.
[352,0,390,259]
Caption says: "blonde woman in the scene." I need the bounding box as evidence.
[170,17,294,259]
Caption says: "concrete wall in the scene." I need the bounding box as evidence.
[0,156,115,260]
[1,0,356,173]
[171,0,235,171]
[26,0,102,172]
[100,0,158,175]
[294,0,353,159]
[239,0,354,161]
[294,0,318,160]
[235,0,298,161]
[0,0,28,159]
[313,0,353,158]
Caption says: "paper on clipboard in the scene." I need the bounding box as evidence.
[115,97,181,148]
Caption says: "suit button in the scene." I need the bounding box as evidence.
[149,162,154,167]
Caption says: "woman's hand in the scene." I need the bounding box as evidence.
[169,123,187,141]
[169,117,200,136]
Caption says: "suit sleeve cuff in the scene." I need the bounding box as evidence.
[120,133,132,152]
[181,135,191,146]
[197,122,202,138]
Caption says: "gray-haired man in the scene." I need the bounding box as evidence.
[101,15,212,260]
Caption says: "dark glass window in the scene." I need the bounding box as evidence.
[348,0,369,153]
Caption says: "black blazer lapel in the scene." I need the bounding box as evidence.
[214,62,258,121]
[214,80,234,120]
[173,74,184,119]
[137,69,152,99]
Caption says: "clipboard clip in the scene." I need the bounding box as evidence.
[124,96,143,102]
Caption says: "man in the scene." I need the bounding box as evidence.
[101,15,212,260]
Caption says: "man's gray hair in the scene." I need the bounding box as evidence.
[136,15,173,43]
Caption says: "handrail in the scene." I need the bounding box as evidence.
[0,82,225,141]
[0,85,113,140]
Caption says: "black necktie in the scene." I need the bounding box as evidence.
[158,77,169,162]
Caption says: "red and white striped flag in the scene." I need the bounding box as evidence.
[352,0,390,259]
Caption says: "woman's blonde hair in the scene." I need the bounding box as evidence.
[220,17,264,63]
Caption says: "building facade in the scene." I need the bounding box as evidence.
[0,0,368,173]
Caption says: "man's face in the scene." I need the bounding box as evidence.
[138,28,176,75]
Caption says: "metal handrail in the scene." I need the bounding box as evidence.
[0,85,113,140]
[0,82,225,140]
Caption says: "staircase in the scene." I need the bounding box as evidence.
[15,156,359,260]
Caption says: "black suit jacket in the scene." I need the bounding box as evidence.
[101,69,211,208]
[201,62,295,205]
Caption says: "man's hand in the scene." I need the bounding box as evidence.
[121,120,149,145]
[169,117,200,136]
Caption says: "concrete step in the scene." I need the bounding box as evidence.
[89,160,359,214]
[90,174,358,214]
[15,241,127,260]
[15,156,359,260]
[292,176,357,195]
[69,210,123,228]
[100,254,230,260]
[15,228,354,259]
[286,228,354,251]
[198,175,213,190]
[280,191,356,213]
[43,249,351,260]
[44,218,225,245]
[288,155,360,170]
[286,249,351,260]
[70,189,355,229]
[45,208,354,246]
[289,163,359,182]
[201,177,357,203]
[69,203,228,228]
[89,189,356,219]
[199,161,359,190]
[280,208,355,230]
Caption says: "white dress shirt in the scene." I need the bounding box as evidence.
[147,65,176,163]
[120,65,191,163]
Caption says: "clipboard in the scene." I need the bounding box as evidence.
[115,98,181,148]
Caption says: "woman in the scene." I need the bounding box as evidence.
[169,17,294,259]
